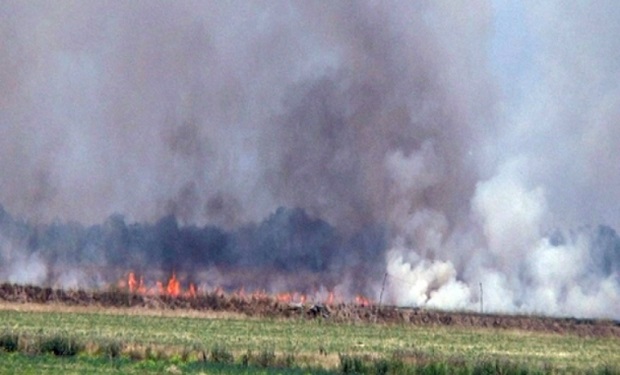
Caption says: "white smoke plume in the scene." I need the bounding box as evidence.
[0,235,48,286]
[0,1,619,318]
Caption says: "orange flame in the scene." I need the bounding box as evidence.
[127,272,146,294]
[251,289,269,301]
[125,272,197,298]
[121,271,373,305]
[233,286,246,301]
[276,292,292,303]
[327,291,335,305]
[156,281,164,295]
[275,291,308,304]
[186,283,197,298]
[166,273,181,297]
[128,272,137,292]
[355,295,371,307]
[214,286,225,297]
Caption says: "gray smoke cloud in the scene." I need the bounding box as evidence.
[0,1,619,318]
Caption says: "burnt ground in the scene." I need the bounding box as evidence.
[0,282,618,338]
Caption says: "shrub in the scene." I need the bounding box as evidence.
[283,352,296,368]
[39,335,83,356]
[374,358,390,375]
[128,348,145,361]
[241,349,252,367]
[101,340,123,359]
[471,359,532,375]
[256,348,276,368]
[471,360,496,375]
[155,348,169,361]
[593,365,617,375]
[339,354,367,374]
[417,361,449,375]
[0,332,19,352]
[145,346,156,360]
[180,346,191,362]
[210,345,234,364]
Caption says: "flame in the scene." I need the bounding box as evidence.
[327,291,335,305]
[124,272,192,298]
[251,289,269,301]
[128,272,137,291]
[275,291,307,304]
[120,272,373,305]
[166,273,181,297]
[276,292,292,303]
[234,286,246,300]
[127,272,146,294]
[214,286,225,297]
[355,295,372,307]
[186,283,197,298]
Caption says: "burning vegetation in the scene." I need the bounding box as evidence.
[118,271,370,307]
[0,281,618,339]
[0,205,384,302]
[1,203,620,318]
[2,2,620,320]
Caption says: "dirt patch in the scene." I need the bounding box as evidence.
[0,283,618,337]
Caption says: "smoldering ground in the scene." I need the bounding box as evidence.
[0,1,619,318]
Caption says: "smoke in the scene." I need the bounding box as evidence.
[0,1,619,318]
[0,204,384,295]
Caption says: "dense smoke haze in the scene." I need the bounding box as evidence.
[0,1,619,318]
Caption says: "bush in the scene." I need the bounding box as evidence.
[180,346,192,362]
[0,332,19,352]
[374,358,390,375]
[210,345,234,364]
[417,361,449,375]
[339,354,367,374]
[39,335,83,356]
[128,348,145,361]
[471,359,532,375]
[101,340,123,359]
[283,352,296,368]
[241,349,252,367]
[592,365,617,375]
[144,346,154,360]
[256,348,276,368]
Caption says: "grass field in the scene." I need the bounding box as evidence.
[0,303,618,374]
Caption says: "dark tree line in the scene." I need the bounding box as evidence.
[0,205,387,287]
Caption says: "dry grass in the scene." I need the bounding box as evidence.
[0,301,247,320]
[2,282,619,338]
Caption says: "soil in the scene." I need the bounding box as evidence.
[0,282,618,337]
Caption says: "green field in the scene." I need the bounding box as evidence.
[0,304,618,374]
